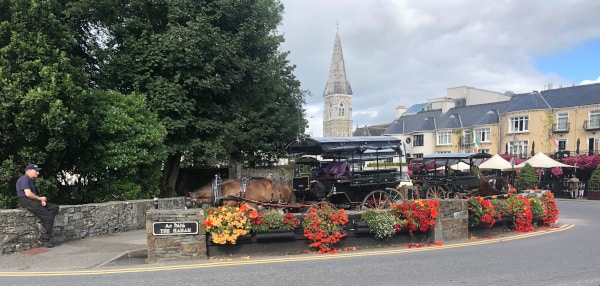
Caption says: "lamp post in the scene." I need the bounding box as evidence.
[510,158,515,187]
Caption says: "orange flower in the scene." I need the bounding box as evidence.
[239,204,250,212]
[249,210,259,219]
[204,219,213,227]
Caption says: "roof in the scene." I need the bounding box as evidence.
[323,31,352,96]
[287,136,401,155]
[353,124,391,136]
[540,83,600,108]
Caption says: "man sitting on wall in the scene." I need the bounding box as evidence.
[16,164,59,248]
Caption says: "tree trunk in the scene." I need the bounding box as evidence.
[161,154,181,197]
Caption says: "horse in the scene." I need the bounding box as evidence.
[478,175,509,197]
[186,177,293,210]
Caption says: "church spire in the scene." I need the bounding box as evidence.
[322,28,353,137]
[323,29,352,97]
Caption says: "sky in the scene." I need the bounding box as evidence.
[277,0,600,137]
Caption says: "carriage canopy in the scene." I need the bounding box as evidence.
[287,136,402,156]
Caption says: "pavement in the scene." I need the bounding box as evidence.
[0,230,148,272]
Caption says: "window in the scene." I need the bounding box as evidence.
[590,109,600,129]
[556,113,569,131]
[455,99,466,107]
[436,130,451,145]
[413,153,423,159]
[557,139,567,151]
[413,135,424,146]
[480,149,490,154]
[338,102,345,117]
[509,116,529,133]
[437,151,451,154]
[509,140,529,158]
[474,127,491,142]
[462,130,472,153]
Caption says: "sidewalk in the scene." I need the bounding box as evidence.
[0,230,148,272]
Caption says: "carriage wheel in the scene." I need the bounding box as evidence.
[361,190,398,210]
[411,184,423,200]
[387,189,404,205]
[426,185,447,199]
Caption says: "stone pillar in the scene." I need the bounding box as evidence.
[431,199,469,242]
[146,209,206,264]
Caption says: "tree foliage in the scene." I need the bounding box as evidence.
[1,0,306,204]
[515,164,539,190]
[84,0,306,196]
[0,0,166,207]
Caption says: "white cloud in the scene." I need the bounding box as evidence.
[581,76,600,85]
[280,0,600,137]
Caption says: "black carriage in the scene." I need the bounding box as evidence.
[287,136,406,210]
[419,153,492,199]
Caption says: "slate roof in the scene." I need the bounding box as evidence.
[383,83,600,136]
[385,102,503,135]
[540,82,600,108]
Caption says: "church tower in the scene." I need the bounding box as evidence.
[323,29,353,137]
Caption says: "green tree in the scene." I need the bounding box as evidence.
[0,0,167,207]
[87,0,306,196]
[515,164,539,190]
[589,165,600,190]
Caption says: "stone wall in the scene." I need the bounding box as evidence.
[432,199,469,242]
[146,209,206,263]
[0,197,186,255]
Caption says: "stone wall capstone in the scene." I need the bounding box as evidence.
[0,197,186,255]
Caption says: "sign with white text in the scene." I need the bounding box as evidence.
[152,221,199,235]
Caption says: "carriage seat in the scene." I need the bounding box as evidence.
[314,161,352,181]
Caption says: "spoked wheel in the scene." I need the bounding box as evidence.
[387,188,405,205]
[411,184,423,200]
[361,190,402,210]
[426,185,447,199]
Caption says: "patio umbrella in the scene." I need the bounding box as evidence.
[531,141,535,156]
[505,143,508,155]
[576,138,580,154]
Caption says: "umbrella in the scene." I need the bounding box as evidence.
[479,154,516,171]
[531,141,535,156]
[576,138,580,154]
[515,152,575,168]
[505,143,508,155]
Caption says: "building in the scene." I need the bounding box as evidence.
[322,30,353,137]
[385,83,600,159]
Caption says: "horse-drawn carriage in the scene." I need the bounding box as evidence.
[410,153,496,199]
[287,136,406,210]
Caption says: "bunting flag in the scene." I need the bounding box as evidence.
[402,142,408,161]
[551,133,559,151]
[473,137,481,153]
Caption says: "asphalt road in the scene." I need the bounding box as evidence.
[1,199,598,286]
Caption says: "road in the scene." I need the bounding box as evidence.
[1,199,599,286]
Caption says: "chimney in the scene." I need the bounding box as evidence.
[395,105,407,118]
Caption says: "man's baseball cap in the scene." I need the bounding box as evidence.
[26,164,42,171]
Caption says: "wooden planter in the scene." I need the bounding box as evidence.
[587,190,600,200]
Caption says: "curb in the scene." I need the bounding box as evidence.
[96,248,147,268]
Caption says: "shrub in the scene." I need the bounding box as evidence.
[361,210,397,239]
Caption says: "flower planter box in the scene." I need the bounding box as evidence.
[254,229,297,241]
[587,190,600,200]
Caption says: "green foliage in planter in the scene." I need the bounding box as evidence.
[491,199,509,217]
[515,164,539,190]
[589,165,600,190]
[361,210,397,239]
[529,197,545,225]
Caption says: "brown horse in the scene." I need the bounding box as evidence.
[478,175,509,197]
[186,177,293,209]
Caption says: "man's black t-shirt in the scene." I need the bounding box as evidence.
[16,174,36,198]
